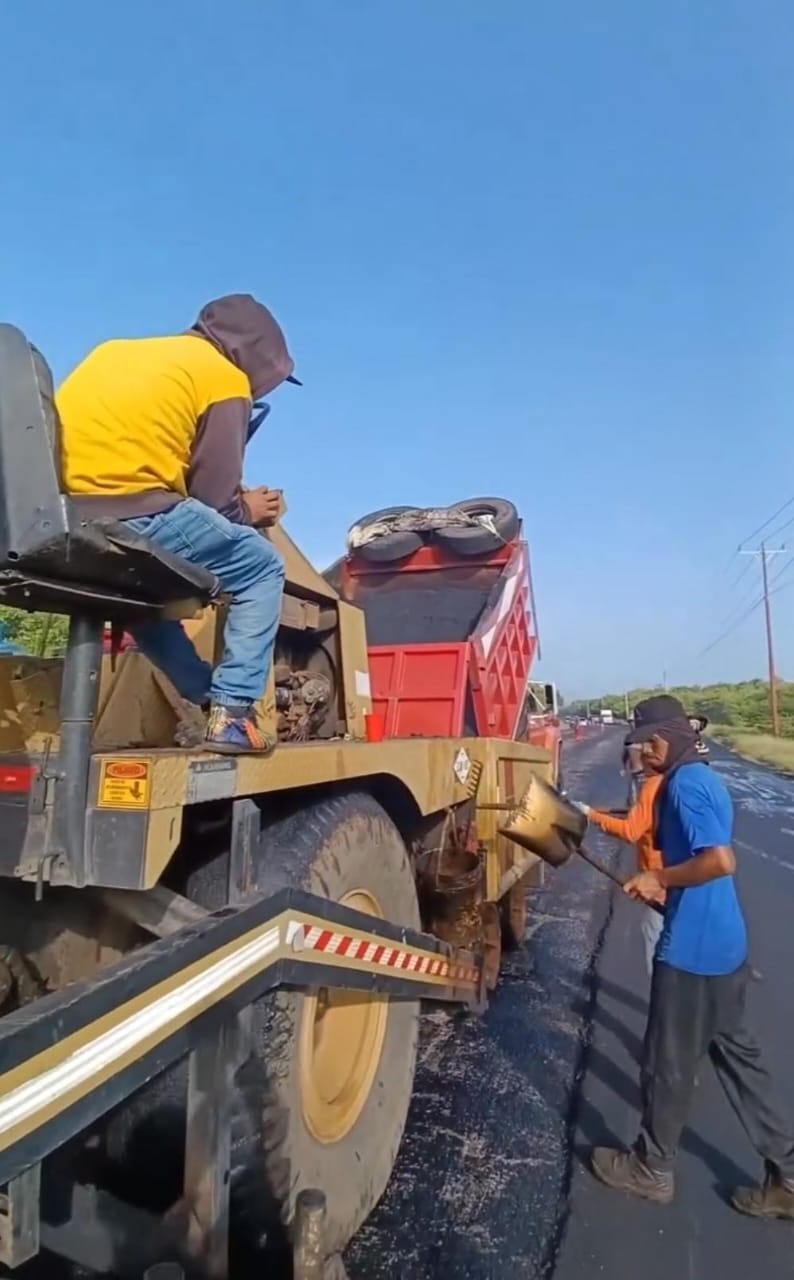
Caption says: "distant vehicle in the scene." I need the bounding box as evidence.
[690,715,710,759]
[600,708,614,726]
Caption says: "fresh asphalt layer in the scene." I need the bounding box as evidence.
[348,733,794,1280]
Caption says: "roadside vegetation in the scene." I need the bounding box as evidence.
[0,606,68,657]
[707,726,794,773]
[570,680,794,772]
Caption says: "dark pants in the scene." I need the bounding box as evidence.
[637,961,794,1178]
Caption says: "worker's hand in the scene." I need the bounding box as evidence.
[243,485,282,528]
[571,800,591,817]
[623,870,665,905]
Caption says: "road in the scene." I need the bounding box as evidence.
[346,732,794,1280]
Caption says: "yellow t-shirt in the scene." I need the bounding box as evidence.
[57,334,250,501]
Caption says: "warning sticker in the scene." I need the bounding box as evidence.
[97,759,151,810]
[453,748,472,786]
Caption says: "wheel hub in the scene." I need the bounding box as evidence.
[299,888,389,1144]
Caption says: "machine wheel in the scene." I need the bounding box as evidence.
[99,793,419,1264]
[435,497,519,556]
[225,792,420,1259]
[500,882,528,949]
[348,505,424,563]
[480,901,503,990]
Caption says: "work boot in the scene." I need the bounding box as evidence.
[731,1171,794,1219]
[590,1147,674,1204]
[205,704,276,755]
[174,699,209,748]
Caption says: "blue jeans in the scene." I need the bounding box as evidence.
[124,499,285,708]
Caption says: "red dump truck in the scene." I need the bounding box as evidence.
[327,496,562,776]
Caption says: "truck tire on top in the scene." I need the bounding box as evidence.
[196,791,421,1261]
[348,505,424,564]
[435,497,520,556]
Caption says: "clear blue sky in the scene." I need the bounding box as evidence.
[2,0,793,698]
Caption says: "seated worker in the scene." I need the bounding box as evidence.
[573,739,664,977]
[57,294,297,753]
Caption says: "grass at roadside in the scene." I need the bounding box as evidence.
[710,725,794,773]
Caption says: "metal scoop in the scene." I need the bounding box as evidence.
[498,774,663,911]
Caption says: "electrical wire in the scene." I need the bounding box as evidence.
[696,591,766,658]
[736,496,794,551]
[697,565,794,659]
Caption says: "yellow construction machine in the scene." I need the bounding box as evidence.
[0,325,557,1278]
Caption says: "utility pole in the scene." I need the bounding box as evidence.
[624,691,630,721]
[740,543,785,736]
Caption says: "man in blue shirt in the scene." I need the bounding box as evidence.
[590,695,794,1219]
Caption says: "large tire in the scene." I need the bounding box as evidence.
[357,531,423,563]
[351,504,417,528]
[348,505,424,563]
[197,791,420,1260]
[500,883,528,949]
[99,793,420,1265]
[435,497,520,556]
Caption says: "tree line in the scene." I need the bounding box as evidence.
[567,680,793,736]
[0,607,69,657]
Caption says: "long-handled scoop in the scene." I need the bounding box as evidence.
[498,774,663,913]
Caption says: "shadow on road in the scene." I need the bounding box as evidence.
[573,993,754,1192]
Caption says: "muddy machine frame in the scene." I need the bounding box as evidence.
[0,326,495,1277]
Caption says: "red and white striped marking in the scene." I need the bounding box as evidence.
[287,920,479,987]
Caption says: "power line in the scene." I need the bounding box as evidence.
[769,552,794,587]
[697,590,766,658]
[725,557,755,594]
[733,546,784,734]
[761,513,794,544]
[719,574,765,627]
[736,497,794,552]
[700,563,794,660]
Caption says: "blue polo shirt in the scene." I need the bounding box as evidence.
[656,762,747,976]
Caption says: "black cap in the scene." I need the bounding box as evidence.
[286,374,303,386]
[627,694,689,743]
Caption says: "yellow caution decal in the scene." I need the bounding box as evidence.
[97,759,151,809]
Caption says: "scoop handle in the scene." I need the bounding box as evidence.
[576,845,665,916]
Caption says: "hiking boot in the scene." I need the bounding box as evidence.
[205,704,276,755]
[590,1147,674,1204]
[731,1172,794,1219]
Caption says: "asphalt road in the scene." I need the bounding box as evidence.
[347,732,794,1280]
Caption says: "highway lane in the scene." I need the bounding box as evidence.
[346,730,627,1279]
[555,739,794,1280]
[348,734,794,1279]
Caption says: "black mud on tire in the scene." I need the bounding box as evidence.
[205,792,419,1263]
[230,792,419,1259]
[98,794,420,1266]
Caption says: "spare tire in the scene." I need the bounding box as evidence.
[351,504,416,528]
[348,505,424,563]
[435,497,520,556]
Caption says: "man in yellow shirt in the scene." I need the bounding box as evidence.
[57,294,298,753]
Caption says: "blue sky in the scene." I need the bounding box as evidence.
[2,0,793,698]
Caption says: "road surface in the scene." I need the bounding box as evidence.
[346,732,794,1279]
